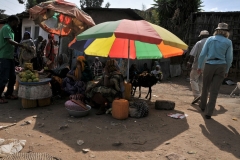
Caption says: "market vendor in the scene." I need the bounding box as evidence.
[86,59,124,115]
[62,56,93,96]
[44,54,70,97]
[0,15,27,103]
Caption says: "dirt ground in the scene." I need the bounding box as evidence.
[0,75,240,160]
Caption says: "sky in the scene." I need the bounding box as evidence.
[2,0,240,15]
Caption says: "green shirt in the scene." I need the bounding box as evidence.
[0,24,15,59]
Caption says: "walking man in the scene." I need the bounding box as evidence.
[187,30,209,104]
[197,23,233,119]
[0,15,26,103]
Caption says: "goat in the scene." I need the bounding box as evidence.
[130,72,158,100]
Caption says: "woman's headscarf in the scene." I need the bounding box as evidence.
[105,59,120,73]
[75,56,86,80]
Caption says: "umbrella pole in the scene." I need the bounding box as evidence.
[58,15,65,55]
[127,39,130,82]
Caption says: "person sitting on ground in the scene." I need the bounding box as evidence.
[44,54,70,97]
[141,63,150,73]
[86,59,124,115]
[90,57,103,80]
[151,65,163,81]
[18,31,36,67]
[129,64,139,80]
[62,56,93,96]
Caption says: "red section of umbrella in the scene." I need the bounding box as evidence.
[114,20,162,44]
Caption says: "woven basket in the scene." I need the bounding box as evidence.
[2,152,59,160]
[21,98,37,108]
[38,97,51,107]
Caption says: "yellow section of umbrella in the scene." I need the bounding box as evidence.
[84,35,115,57]
[148,22,188,50]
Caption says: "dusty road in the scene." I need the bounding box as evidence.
[0,76,240,160]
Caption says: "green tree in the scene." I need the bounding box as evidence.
[18,0,48,9]
[135,4,159,25]
[153,0,203,38]
[0,9,8,19]
[80,0,110,9]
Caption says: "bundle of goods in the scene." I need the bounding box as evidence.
[19,70,39,82]
[15,66,23,72]
[24,63,33,71]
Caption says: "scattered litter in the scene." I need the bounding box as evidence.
[0,123,16,130]
[187,151,197,154]
[96,126,102,130]
[59,124,68,130]
[106,108,112,114]
[77,140,84,146]
[110,122,120,126]
[232,117,238,121]
[166,153,186,160]
[67,120,74,123]
[89,154,95,158]
[9,117,12,119]
[33,116,38,118]
[20,121,32,126]
[82,148,90,153]
[134,121,137,123]
[112,141,122,146]
[165,142,170,145]
[153,95,159,97]
[167,113,188,119]
[38,123,44,128]
[0,138,26,156]
[132,140,147,145]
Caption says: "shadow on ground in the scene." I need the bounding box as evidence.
[0,97,189,152]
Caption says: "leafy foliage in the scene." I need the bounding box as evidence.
[18,0,48,9]
[153,0,203,39]
[135,4,159,25]
[80,0,110,9]
[0,9,8,19]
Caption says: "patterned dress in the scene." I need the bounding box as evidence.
[62,65,93,95]
[86,73,124,103]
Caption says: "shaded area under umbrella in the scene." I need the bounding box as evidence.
[69,19,188,80]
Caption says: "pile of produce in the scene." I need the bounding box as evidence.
[19,70,39,82]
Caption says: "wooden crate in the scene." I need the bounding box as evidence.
[21,98,37,108]
[38,97,51,107]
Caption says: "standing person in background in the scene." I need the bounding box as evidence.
[197,23,233,119]
[0,15,26,103]
[90,57,103,80]
[187,30,209,104]
[141,63,150,73]
[18,31,36,66]
[45,33,56,69]
[33,36,46,70]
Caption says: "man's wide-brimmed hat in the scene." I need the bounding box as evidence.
[198,30,209,37]
[215,23,229,31]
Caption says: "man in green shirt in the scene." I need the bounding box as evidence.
[0,15,25,103]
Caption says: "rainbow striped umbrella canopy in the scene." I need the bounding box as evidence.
[70,19,188,59]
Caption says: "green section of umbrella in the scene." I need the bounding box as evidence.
[135,41,163,59]
[77,20,121,40]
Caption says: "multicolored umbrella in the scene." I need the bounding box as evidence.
[29,0,95,36]
[69,19,188,80]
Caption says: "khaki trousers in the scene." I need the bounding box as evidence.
[190,69,203,99]
[200,64,226,116]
